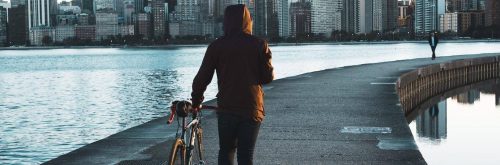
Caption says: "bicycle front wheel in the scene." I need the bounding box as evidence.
[168,138,186,165]
[186,127,204,165]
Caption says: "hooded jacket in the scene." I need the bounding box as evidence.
[191,4,274,122]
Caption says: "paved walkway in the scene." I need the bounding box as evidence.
[44,53,499,165]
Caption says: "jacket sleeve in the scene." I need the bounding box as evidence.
[260,41,274,84]
[191,44,217,107]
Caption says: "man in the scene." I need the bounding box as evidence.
[428,32,439,60]
[191,4,274,165]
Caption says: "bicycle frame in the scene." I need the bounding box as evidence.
[167,100,216,165]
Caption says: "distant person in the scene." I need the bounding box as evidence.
[191,4,274,165]
[428,32,439,60]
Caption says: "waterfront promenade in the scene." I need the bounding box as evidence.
[44,53,499,165]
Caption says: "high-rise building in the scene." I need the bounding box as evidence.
[136,12,150,39]
[94,0,116,13]
[7,5,28,45]
[266,0,279,39]
[152,0,166,38]
[11,0,26,8]
[440,12,458,32]
[457,12,485,33]
[414,0,439,35]
[55,25,75,42]
[95,12,119,40]
[123,0,135,25]
[342,0,356,33]
[356,0,373,34]
[29,26,55,45]
[290,0,311,37]
[0,6,6,46]
[485,0,500,26]
[311,0,342,36]
[75,25,96,41]
[135,0,145,13]
[254,0,267,36]
[277,0,289,38]
[384,0,398,31]
[170,0,202,36]
[372,0,384,32]
[447,0,486,12]
[28,0,55,28]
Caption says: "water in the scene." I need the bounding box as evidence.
[409,79,500,165]
[1,42,500,164]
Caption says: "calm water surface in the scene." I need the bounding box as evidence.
[410,79,500,165]
[1,42,500,164]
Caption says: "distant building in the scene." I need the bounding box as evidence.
[446,0,486,12]
[59,6,82,14]
[75,25,96,41]
[28,0,55,28]
[440,12,458,33]
[311,0,342,36]
[485,0,500,26]
[94,0,116,13]
[384,0,399,31]
[457,11,485,33]
[356,0,374,34]
[29,26,55,45]
[136,12,150,39]
[290,0,311,37]
[95,12,118,40]
[0,6,6,46]
[55,25,75,42]
[11,0,26,8]
[77,13,90,25]
[119,25,134,36]
[123,0,135,25]
[170,0,202,37]
[135,0,145,13]
[277,0,289,38]
[56,14,78,26]
[266,0,279,39]
[414,0,440,35]
[152,0,166,38]
[341,0,354,33]
[7,5,27,45]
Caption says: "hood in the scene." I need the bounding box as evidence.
[223,4,253,36]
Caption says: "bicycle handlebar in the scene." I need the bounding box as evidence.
[167,101,217,124]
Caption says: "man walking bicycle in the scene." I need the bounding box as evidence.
[191,4,274,165]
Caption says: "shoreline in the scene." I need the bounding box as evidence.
[1,39,500,50]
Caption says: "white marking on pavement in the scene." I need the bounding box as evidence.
[370,82,396,85]
[341,126,392,134]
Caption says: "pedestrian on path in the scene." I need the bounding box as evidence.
[428,32,439,60]
[191,4,274,165]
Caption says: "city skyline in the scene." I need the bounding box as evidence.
[0,0,499,46]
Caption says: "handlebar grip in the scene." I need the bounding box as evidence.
[167,105,176,124]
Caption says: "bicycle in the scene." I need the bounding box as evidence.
[166,100,216,165]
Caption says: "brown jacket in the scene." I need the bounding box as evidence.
[191,4,274,122]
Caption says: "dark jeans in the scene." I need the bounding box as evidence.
[431,46,437,59]
[217,113,261,165]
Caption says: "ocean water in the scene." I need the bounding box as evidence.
[1,42,500,164]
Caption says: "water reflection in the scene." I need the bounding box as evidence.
[409,79,500,165]
[416,101,447,140]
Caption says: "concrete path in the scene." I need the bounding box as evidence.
[43,53,499,165]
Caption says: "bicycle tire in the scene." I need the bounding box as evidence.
[168,138,186,165]
[186,127,204,165]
